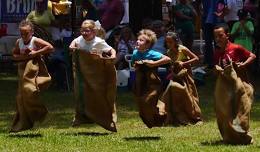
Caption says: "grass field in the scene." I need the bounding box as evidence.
[0,72,260,152]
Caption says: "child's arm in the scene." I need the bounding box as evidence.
[69,40,87,52]
[109,48,116,59]
[238,52,256,68]
[100,48,116,59]
[180,48,199,68]
[12,40,31,61]
[144,55,171,67]
[69,39,78,51]
[29,38,54,57]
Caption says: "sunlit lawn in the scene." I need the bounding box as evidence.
[0,72,260,152]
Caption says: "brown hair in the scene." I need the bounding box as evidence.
[166,31,181,46]
[19,20,34,32]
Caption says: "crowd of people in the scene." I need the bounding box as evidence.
[7,0,260,145]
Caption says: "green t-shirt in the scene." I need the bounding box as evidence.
[231,20,254,51]
[174,3,194,33]
[27,10,55,30]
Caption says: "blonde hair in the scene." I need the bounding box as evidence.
[138,29,157,47]
[96,27,106,39]
[81,19,97,31]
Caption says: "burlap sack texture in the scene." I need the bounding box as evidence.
[72,51,117,132]
[11,57,51,132]
[214,63,253,145]
[159,62,202,125]
[133,65,166,128]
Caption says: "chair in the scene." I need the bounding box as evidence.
[124,54,134,70]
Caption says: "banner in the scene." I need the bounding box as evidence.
[0,0,35,23]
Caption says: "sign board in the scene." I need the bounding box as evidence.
[0,0,36,23]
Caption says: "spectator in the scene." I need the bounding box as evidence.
[174,0,197,51]
[106,27,122,51]
[192,0,203,33]
[26,0,55,44]
[98,0,124,31]
[224,0,244,29]
[231,9,254,51]
[214,0,226,23]
[151,20,167,54]
[115,26,136,70]
[244,0,258,19]
[81,0,99,21]
[141,18,153,30]
[202,0,218,68]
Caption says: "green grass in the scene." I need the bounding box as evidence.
[1,73,260,152]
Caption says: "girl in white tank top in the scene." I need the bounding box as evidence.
[18,36,37,55]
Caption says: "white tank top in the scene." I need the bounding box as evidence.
[18,36,37,54]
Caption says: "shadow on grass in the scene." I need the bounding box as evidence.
[8,133,42,138]
[124,136,161,141]
[201,140,251,146]
[64,131,110,136]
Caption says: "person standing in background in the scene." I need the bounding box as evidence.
[115,26,136,70]
[243,0,258,19]
[26,0,55,44]
[81,0,99,21]
[151,20,167,54]
[174,0,197,51]
[98,0,124,31]
[202,0,217,68]
[224,0,244,29]
[231,9,254,52]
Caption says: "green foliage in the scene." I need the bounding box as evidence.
[1,73,260,152]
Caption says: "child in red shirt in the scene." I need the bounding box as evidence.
[213,24,255,67]
[213,24,256,145]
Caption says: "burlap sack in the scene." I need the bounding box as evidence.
[11,57,50,132]
[214,63,253,144]
[133,65,166,128]
[72,51,117,132]
[159,63,202,125]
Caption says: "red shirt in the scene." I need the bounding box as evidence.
[214,42,251,66]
